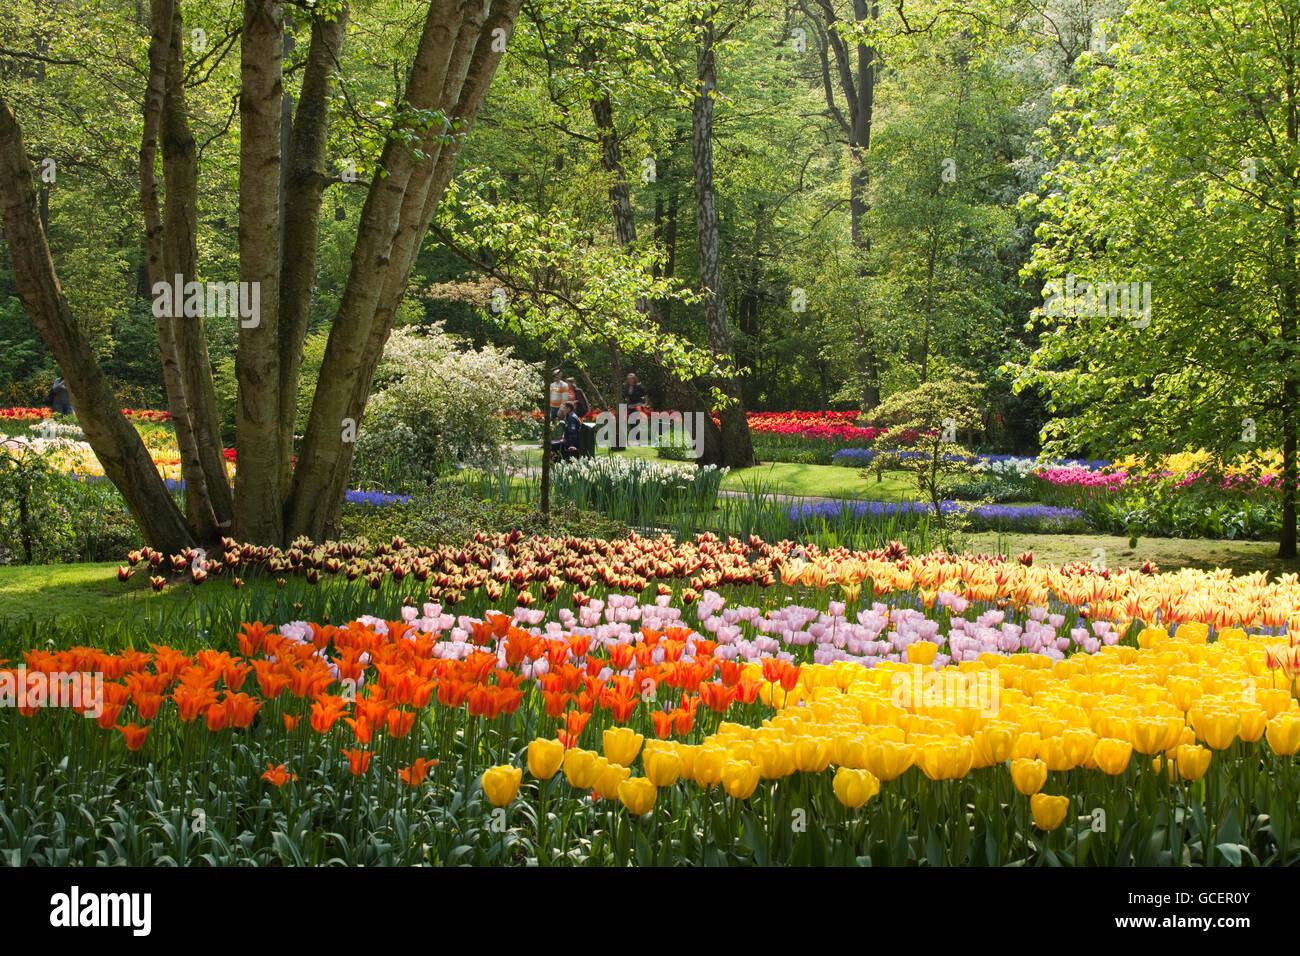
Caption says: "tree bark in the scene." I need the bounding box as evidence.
[164,1,234,534]
[691,12,753,469]
[802,0,880,408]
[235,0,285,544]
[1278,85,1299,559]
[0,97,193,553]
[277,6,348,493]
[590,91,637,248]
[287,0,523,542]
[142,0,220,542]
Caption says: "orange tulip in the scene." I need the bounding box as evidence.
[115,722,149,751]
[399,757,438,786]
[342,748,372,775]
[261,763,296,786]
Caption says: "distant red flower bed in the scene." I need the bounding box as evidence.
[0,407,172,423]
[746,410,885,443]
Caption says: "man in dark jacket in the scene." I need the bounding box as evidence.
[46,376,73,415]
[550,401,582,460]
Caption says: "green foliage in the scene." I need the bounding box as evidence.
[349,326,539,493]
[864,372,988,530]
[1011,0,1300,486]
[339,483,628,547]
[0,442,143,564]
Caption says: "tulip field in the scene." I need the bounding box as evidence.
[4,531,1300,866]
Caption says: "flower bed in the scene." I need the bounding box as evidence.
[7,535,1300,865]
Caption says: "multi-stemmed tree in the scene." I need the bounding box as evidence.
[0,0,523,550]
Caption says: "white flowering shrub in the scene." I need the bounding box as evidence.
[351,325,540,492]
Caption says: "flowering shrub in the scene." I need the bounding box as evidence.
[351,326,539,492]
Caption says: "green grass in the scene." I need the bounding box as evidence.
[959,532,1300,577]
[0,562,176,625]
[722,461,914,500]
[511,445,914,500]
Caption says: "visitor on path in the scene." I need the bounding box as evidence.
[46,376,72,415]
[623,372,650,436]
[551,401,582,460]
[549,369,573,420]
[567,377,589,418]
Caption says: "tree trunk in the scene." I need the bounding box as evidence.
[142,0,220,542]
[1279,101,1299,558]
[234,0,285,544]
[590,91,637,248]
[165,1,234,534]
[286,0,523,542]
[277,6,349,494]
[0,97,193,553]
[691,13,753,469]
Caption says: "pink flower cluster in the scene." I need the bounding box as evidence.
[1034,467,1129,488]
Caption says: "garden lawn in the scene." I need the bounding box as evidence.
[960,532,1300,577]
[511,444,916,501]
[0,562,162,624]
[723,461,915,500]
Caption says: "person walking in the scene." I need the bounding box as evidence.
[566,377,589,418]
[549,369,573,421]
[46,376,73,415]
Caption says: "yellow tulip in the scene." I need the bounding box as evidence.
[979,723,1019,764]
[721,759,760,800]
[1029,792,1070,831]
[1132,718,1174,755]
[481,765,523,807]
[832,767,880,808]
[1266,713,1300,756]
[694,746,727,788]
[1237,708,1267,743]
[1170,744,1212,782]
[836,737,870,770]
[1258,688,1291,719]
[563,748,601,790]
[676,744,698,780]
[1010,732,1041,760]
[907,641,938,665]
[526,737,565,780]
[617,777,658,816]
[753,739,797,780]
[1190,709,1239,751]
[918,739,973,781]
[1010,758,1048,796]
[793,736,832,773]
[643,746,682,787]
[1062,728,1097,766]
[593,761,631,800]
[865,739,914,781]
[1037,735,1073,773]
[603,726,645,767]
[1092,737,1133,775]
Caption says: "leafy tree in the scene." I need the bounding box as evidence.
[864,371,986,530]
[1012,0,1300,557]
